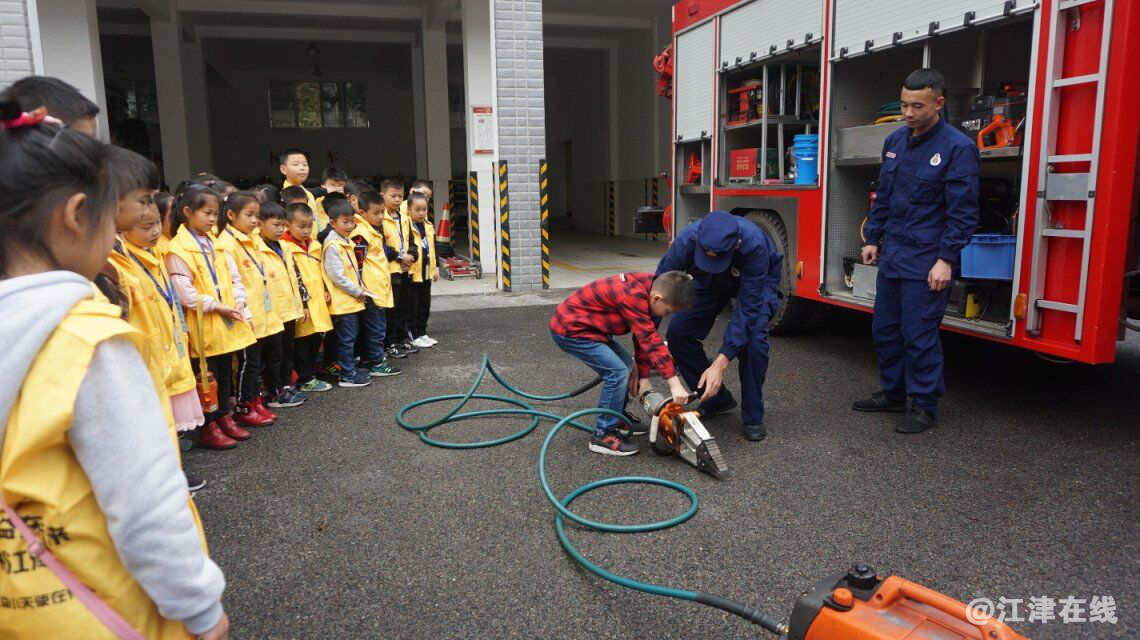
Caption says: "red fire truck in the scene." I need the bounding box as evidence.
[666,0,1139,363]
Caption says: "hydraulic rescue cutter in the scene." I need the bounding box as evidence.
[638,389,727,477]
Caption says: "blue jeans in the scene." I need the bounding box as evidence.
[551,331,631,437]
[333,313,359,378]
[356,299,387,365]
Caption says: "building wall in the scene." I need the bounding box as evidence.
[494,0,545,291]
[202,40,418,184]
[544,48,608,234]
[0,0,34,88]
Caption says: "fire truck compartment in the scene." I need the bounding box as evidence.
[823,15,1035,338]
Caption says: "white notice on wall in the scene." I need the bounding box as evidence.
[472,106,495,155]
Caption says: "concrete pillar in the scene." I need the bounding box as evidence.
[32,0,109,140]
[180,32,213,174]
[150,16,192,186]
[492,0,545,291]
[460,0,500,279]
[420,22,452,220]
[411,43,429,178]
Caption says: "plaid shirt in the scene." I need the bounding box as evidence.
[550,272,676,379]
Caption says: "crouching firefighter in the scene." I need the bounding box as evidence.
[655,210,783,442]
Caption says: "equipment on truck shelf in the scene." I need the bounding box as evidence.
[728,147,779,183]
[727,79,765,126]
[685,151,702,184]
[960,83,1027,150]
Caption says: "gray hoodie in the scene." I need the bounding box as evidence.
[0,271,225,635]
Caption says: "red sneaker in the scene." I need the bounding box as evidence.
[234,401,274,427]
[216,415,252,440]
[252,396,278,422]
[197,421,238,450]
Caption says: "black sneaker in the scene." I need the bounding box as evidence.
[588,432,640,456]
[185,472,206,492]
[386,345,408,359]
[400,341,419,354]
[896,404,936,434]
[369,361,402,377]
[743,423,767,441]
[852,391,907,413]
[696,395,737,420]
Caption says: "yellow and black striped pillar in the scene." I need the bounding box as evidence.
[468,171,481,266]
[539,158,550,289]
[498,160,511,292]
[607,180,615,236]
[651,176,659,207]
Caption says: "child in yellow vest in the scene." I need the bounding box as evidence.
[283,202,334,392]
[379,179,417,357]
[406,192,440,349]
[216,192,286,427]
[348,184,401,377]
[313,167,347,233]
[321,197,373,388]
[256,201,310,406]
[123,204,205,437]
[279,148,323,230]
[0,106,228,639]
[166,186,257,450]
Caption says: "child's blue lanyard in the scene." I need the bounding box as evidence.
[342,244,364,287]
[128,251,173,308]
[227,229,266,282]
[192,232,221,297]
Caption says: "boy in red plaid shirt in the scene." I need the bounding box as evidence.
[550,271,695,456]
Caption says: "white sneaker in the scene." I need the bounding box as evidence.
[424,335,438,345]
[411,336,433,348]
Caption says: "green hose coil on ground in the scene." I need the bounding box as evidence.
[397,355,785,633]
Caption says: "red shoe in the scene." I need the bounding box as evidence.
[252,396,278,422]
[234,402,274,427]
[216,415,252,440]
[197,421,238,450]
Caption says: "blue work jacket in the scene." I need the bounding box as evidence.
[656,216,783,361]
[863,118,980,280]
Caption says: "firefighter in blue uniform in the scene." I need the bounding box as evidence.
[853,68,979,433]
[656,210,783,442]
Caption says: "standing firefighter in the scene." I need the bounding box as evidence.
[656,210,783,442]
[853,68,979,433]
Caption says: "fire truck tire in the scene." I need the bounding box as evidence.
[743,210,819,335]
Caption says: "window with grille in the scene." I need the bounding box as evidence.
[267,81,369,129]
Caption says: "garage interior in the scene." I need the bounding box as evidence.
[93,0,678,292]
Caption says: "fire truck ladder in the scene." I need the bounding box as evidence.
[1026,0,1115,342]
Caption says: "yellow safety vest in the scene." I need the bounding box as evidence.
[284,180,325,231]
[0,298,207,639]
[124,241,198,398]
[166,226,256,358]
[321,233,365,316]
[106,243,174,430]
[155,235,171,260]
[216,227,284,340]
[351,215,394,307]
[284,235,333,337]
[258,237,304,324]
[408,219,438,283]
[381,209,412,272]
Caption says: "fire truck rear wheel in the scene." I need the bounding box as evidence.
[744,210,819,335]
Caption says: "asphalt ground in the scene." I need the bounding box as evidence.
[188,302,1139,639]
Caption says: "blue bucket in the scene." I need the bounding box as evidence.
[793,134,819,185]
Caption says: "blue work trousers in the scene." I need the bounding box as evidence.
[665,289,770,426]
[356,299,387,365]
[332,313,360,378]
[872,273,952,415]
[551,332,632,437]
